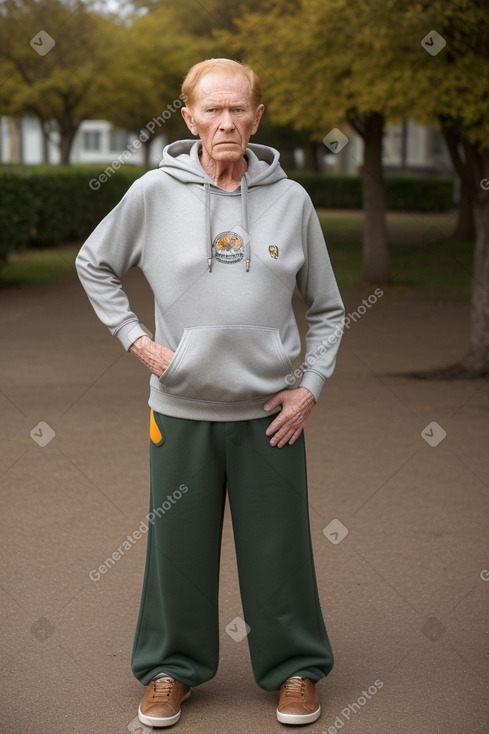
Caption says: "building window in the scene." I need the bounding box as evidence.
[109,130,128,152]
[83,130,101,151]
[431,129,445,156]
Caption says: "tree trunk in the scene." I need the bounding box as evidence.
[303,140,320,172]
[278,147,295,169]
[314,141,325,172]
[441,124,476,241]
[406,144,489,380]
[39,120,50,164]
[8,117,23,162]
[400,118,408,170]
[462,149,489,375]
[453,181,476,241]
[58,123,78,165]
[142,137,151,169]
[360,112,389,283]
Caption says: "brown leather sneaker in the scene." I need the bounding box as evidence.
[138,674,191,728]
[276,676,321,725]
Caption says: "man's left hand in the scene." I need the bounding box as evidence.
[264,387,315,448]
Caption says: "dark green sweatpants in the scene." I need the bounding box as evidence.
[131,410,334,691]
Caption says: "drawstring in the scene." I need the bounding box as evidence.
[205,176,251,273]
[205,182,212,272]
[241,176,250,272]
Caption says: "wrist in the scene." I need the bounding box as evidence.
[130,335,151,352]
[298,386,315,403]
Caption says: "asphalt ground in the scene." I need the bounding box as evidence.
[1,267,488,733]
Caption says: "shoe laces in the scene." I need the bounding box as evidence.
[152,675,175,700]
[284,676,305,698]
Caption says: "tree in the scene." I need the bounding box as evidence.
[0,0,116,163]
[223,0,427,284]
[99,0,309,168]
[94,6,203,168]
[128,0,269,34]
[398,0,489,375]
[442,126,475,241]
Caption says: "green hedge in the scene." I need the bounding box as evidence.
[0,164,143,268]
[287,172,454,212]
[0,165,454,272]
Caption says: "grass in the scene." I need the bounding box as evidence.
[0,210,473,299]
[318,210,473,299]
[0,245,78,287]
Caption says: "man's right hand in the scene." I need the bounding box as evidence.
[129,335,174,377]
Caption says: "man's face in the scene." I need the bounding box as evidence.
[182,71,264,164]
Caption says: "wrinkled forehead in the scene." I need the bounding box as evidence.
[192,71,253,106]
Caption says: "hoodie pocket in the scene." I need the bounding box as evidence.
[158,325,292,403]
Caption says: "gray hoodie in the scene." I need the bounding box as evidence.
[76,140,345,421]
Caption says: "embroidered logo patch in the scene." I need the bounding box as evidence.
[268,245,279,259]
[213,231,244,264]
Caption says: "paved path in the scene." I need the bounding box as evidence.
[0,268,488,733]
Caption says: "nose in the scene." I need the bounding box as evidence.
[219,109,235,131]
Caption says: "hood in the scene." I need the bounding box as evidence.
[158,139,287,188]
[158,140,286,273]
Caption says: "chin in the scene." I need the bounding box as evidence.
[215,154,243,164]
[213,145,243,158]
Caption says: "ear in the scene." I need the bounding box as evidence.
[181,107,198,136]
[251,104,265,135]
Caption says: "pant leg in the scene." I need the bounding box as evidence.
[224,416,334,691]
[131,411,227,687]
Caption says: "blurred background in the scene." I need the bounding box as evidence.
[1,4,489,733]
[1,0,488,367]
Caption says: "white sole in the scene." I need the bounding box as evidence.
[138,690,191,728]
[276,704,321,725]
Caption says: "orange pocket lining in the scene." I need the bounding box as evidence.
[150,409,163,444]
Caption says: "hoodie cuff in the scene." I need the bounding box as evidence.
[299,370,326,403]
[115,321,152,351]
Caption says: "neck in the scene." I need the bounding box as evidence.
[199,148,248,191]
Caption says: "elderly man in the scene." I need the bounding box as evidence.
[76,58,344,728]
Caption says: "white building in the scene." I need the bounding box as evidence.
[0,117,166,167]
[320,119,452,175]
[0,115,452,175]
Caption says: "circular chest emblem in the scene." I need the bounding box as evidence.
[212,231,244,264]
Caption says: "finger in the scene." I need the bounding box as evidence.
[265,413,288,436]
[264,396,282,412]
[269,423,293,447]
[287,428,303,446]
[275,430,294,448]
[277,424,304,448]
[272,417,306,446]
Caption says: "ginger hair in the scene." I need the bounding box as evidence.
[182,58,262,109]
